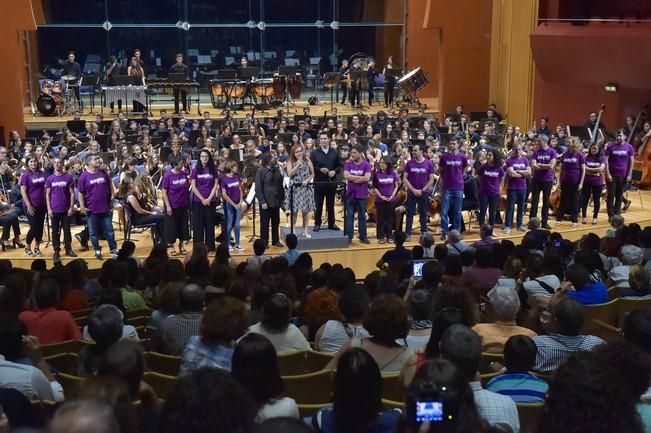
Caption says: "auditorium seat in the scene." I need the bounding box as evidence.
[282,369,333,405]
[45,352,79,375]
[516,402,544,433]
[143,371,178,401]
[145,352,182,376]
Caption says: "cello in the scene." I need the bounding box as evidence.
[631,106,651,187]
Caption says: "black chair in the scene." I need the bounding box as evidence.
[123,202,159,245]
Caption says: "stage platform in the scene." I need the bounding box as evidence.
[5,189,651,278]
[23,97,441,131]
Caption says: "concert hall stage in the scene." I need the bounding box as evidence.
[23,97,442,131]
[5,189,651,277]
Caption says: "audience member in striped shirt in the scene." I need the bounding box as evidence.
[532,297,605,373]
[486,335,548,403]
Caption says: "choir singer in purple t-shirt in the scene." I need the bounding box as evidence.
[403,144,435,240]
[343,145,372,243]
[78,154,118,260]
[605,129,635,218]
[438,139,468,241]
[46,157,77,262]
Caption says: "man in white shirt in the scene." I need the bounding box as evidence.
[0,316,64,401]
[440,324,520,433]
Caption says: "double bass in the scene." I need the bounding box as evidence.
[631,105,651,187]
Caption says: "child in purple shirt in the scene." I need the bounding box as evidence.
[476,149,505,227]
[162,154,190,256]
[220,160,244,251]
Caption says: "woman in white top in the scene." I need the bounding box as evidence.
[231,333,299,423]
[325,294,414,374]
[247,293,310,354]
[315,287,370,353]
[521,254,561,301]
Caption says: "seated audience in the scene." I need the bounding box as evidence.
[0,315,64,401]
[472,224,500,250]
[403,359,503,433]
[156,283,204,355]
[315,287,370,353]
[609,244,644,289]
[521,254,561,301]
[621,264,651,298]
[78,304,124,376]
[563,263,608,305]
[313,348,401,433]
[485,335,548,402]
[247,239,271,270]
[326,294,414,374]
[446,229,472,255]
[248,293,310,354]
[439,324,519,432]
[18,277,81,344]
[181,296,248,373]
[462,248,502,291]
[280,234,302,266]
[376,231,412,268]
[159,367,255,433]
[49,399,120,433]
[473,285,536,352]
[232,333,299,422]
[532,297,604,373]
[405,289,432,350]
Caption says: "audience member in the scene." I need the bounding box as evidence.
[156,283,204,355]
[315,287,370,353]
[563,263,608,305]
[18,277,81,344]
[473,285,536,352]
[280,234,303,266]
[180,296,248,373]
[78,304,124,376]
[247,239,272,270]
[405,289,432,350]
[248,293,310,353]
[485,335,548,402]
[446,229,472,255]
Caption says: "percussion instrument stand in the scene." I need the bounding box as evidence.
[246,196,260,243]
[84,75,99,115]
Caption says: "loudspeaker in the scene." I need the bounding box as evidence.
[308,96,319,105]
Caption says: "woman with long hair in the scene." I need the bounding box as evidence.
[476,148,504,227]
[503,140,531,234]
[372,156,399,244]
[20,156,47,256]
[221,160,244,251]
[313,348,401,433]
[286,144,315,238]
[231,333,299,422]
[191,150,219,252]
[127,56,146,113]
[581,142,605,225]
[125,173,164,244]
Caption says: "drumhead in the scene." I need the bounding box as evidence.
[398,67,422,83]
[37,94,56,115]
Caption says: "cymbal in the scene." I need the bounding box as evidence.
[61,75,77,81]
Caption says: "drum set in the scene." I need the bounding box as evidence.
[36,75,80,116]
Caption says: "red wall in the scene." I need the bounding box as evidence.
[532,22,651,127]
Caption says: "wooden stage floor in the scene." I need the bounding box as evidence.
[6,189,651,277]
[23,98,442,130]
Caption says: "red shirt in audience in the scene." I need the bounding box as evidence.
[58,288,89,312]
[18,308,82,344]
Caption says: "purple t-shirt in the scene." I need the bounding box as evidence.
[162,170,189,209]
[78,169,112,214]
[584,155,605,187]
[531,147,557,182]
[404,158,435,190]
[191,167,217,203]
[373,171,398,202]
[20,171,47,209]
[439,152,467,191]
[345,160,372,199]
[477,163,504,196]
[505,156,529,190]
[220,175,241,203]
[45,173,74,213]
[559,151,585,184]
[605,142,634,177]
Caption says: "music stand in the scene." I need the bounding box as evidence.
[349,70,368,109]
[83,74,99,115]
[239,67,259,80]
[323,72,340,111]
[168,72,188,82]
[216,69,239,113]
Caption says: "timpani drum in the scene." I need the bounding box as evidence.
[210,81,224,97]
[272,75,286,99]
[253,78,274,98]
[227,81,247,98]
[398,67,429,94]
[288,74,303,100]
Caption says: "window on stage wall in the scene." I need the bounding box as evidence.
[35,0,405,85]
[42,0,106,24]
[107,0,179,24]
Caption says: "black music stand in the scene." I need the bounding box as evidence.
[323,72,340,111]
[83,74,99,115]
[349,70,368,110]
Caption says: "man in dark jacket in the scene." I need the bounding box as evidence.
[255,152,285,247]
